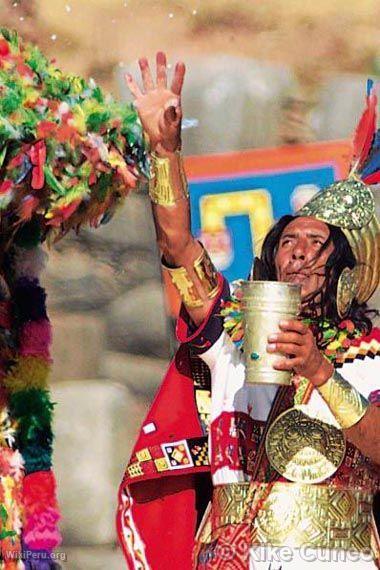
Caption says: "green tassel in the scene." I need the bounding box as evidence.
[10,389,54,473]
[10,389,55,426]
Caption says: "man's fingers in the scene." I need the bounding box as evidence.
[266,342,302,356]
[272,357,301,371]
[156,51,167,88]
[267,332,304,345]
[171,61,186,95]
[138,57,154,92]
[125,73,143,99]
[279,319,308,335]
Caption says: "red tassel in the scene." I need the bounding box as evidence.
[352,86,377,171]
[361,171,380,184]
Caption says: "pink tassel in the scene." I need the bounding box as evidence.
[23,507,61,551]
[19,319,52,360]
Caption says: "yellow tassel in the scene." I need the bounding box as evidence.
[3,357,50,393]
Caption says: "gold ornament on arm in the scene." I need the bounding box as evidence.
[162,245,219,309]
[317,370,369,430]
[148,151,189,206]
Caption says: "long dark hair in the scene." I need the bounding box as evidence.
[259,215,374,337]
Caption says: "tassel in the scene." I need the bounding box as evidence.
[351,79,377,173]
[359,127,380,183]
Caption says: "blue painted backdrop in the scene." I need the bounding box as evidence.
[189,165,336,282]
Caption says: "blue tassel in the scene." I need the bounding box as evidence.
[367,78,374,96]
[360,128,380,177]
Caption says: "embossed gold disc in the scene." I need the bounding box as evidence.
[265,405,346,484]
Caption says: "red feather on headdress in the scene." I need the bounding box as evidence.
[351,79,377,173]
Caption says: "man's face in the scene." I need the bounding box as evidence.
[274,217,334,300]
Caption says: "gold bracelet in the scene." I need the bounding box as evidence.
[163,245,219,308]
[317,370,369,429]
[148,151,189,206]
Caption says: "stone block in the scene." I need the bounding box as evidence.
[99,351,169,398]
[50,313,106,381]
[106,280,171,358]
[44,237,161,313]
[61,545,125,570]
[52,381,146,545]
[44,247,124,313]
[82,193,157,252]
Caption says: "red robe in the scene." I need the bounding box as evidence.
[116,275,228,569]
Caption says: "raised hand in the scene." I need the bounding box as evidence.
[125,52,186,154]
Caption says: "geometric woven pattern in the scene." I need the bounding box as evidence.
[125,435,209,481]
[190,353,212,435]
[335,336,380,365]
[210,482,374,553]
[255,483,373,552]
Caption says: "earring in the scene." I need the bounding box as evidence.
[336,266,360,318]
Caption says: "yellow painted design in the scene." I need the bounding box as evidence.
[154,458,169,472]
[3,356,50,393]
[199,189,273,256]
[136,448,152,462]
[127,462,144,478]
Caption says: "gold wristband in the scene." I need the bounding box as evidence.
[149,151,189,206]
[163,245,219,308]
[317,370,369,429]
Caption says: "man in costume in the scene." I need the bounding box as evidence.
[117,53,380,569]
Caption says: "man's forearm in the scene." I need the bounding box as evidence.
[149,150,195,259]
[149,150,218,325]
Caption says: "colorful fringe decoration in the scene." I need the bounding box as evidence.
[221,290,364,360]
[0,464,24,570]
[219,281,244,347]
[22,471,60,552]
[0,27,149,244]
[0,27,151,568]
[0,239,60,568]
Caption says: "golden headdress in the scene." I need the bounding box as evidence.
[298,80,380,316]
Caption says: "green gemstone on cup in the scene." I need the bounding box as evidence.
[250,352,260,360]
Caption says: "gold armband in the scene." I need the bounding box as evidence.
[163,246,219,308]
[317,370,369,429]
[149,151,189,206]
